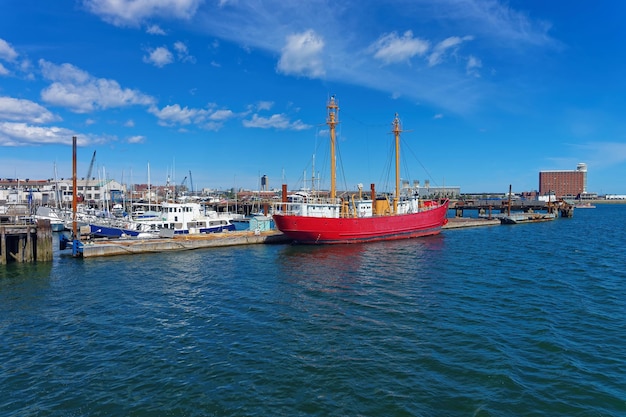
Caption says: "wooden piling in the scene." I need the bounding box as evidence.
[36,219,53,262]
[0,228,6,265]
[0,220,53,264]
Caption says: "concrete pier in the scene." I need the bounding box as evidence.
[79,230,290,258]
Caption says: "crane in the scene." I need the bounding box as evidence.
[82,150,96,203]
[178,176,187,199]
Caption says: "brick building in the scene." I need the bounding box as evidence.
[539,163,587,198]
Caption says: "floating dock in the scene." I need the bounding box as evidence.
[497,212,557,225]
[73,230,290,258]
[442,217,501,229]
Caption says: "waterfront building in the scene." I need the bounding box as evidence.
[0,179,56,205]
[56,178,126,206]
[539,163,587,199]
[411,179,460,199]
[0,178,125,208]
[416,185,460,199]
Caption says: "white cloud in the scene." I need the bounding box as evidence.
[577,141,626,168]
[209,109,234,121]
[39,59,90,83]
[0,97,59,123]
[124,119,135,127]
[202,121,224,131]
[149,103,238,130]
[277,30,325,78]
[428,35,474,67]
[149,104,209,126]
[0,122,78,146]
[0,120,110,147]
[370,31,430,65]
[146,24,166,35]
[0,38,18,61]
[174,42,188,54]
[449,1,555,47]
[143,43,195,67]
[174,41,196,63]
[243,113,310,130]
[0,63,8,75]
[39,60,155,113]
[143,46,174,67]
[257,101,273,111]
[466,55,482,77]
[127,135,145,143]
[184,1,558,115]
[84,0,202,27]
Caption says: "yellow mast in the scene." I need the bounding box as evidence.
[392,113,401,215]
[327,96,339,202]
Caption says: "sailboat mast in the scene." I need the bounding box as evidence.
[393,113,401,215]
[327,96,339,201]
[147,162,151,211]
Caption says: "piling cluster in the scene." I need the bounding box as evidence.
[0,219,53,264]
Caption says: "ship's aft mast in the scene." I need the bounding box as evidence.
[392,113,401,215]
[327,96,339,202]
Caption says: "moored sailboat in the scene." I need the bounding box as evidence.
[272,96,449,244]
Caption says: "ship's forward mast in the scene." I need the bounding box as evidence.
[327,96,339,202]
[392,113,402,215]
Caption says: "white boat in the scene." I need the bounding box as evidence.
[133,201,236,235]
[34,206,66,232]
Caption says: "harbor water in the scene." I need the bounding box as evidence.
[1,205,625,416]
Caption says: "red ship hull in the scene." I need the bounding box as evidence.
[273,200,449,244]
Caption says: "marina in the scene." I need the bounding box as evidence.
[0,199,578,261]
[0,197,570,261]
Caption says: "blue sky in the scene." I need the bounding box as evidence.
[1,0,625,195]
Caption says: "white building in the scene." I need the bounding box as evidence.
[0,178,126,208]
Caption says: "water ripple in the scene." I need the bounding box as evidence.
[1,207,625,416]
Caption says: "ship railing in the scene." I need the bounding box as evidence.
[272,201,341,216]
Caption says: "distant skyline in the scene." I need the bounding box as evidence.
[1,0,625,194]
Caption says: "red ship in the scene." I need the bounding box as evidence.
[273,96,449,244]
